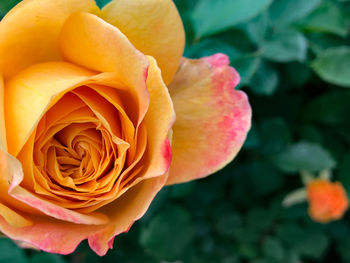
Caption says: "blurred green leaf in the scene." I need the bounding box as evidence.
[304,90,350,125]
[248,162,285,196]
[29,254,66,263]
[258,118,291,155]
[215,213,242,238]
[312,46,350,87]
[0,0,20,17]
[192,0,272,37]
[269,0,321,25]
[262,237,285,261]
[234,56,261,86]
[0,239,28,263]
[338,152,350,192]
[297,1,348,36]
[94,0,111,8]
[169,182,194,199]
[244,122,260,149]
[262,29,308,62]
[140,205,194,261]
[294,230,329,259]
[284,62,312,87]
[242,12,270,44]
[273,142,336,173]
[246,207,275,230]
[276,223,305,246]
[250,61,279,95]
[307,33,349,54]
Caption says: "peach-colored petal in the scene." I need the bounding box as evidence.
[5,62,96,157]
[0,76,6,150]
[83,58,175,255]
[0,215,103,255]
[0,0,98,79]
[1,146,108,225]
[167,54,252,185]
[142,56,175,176]
[0,149,32,227]
[101,0,185,84]
[89,172,169,256]
[59,12,149,124]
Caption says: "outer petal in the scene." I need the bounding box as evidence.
[86,57,175,256]
[5,62,96,157]
[167,54,252,185]
[0,215,103,255]
[0,0,98,79]
[0,149,32,227]
[101,0,185,84]
[59,12,149,124]
[0,76,6,149]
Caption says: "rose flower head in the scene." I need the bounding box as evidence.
[307,179,349,223]
[0,0,252,255]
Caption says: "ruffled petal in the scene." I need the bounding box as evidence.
[86,57,175,256]
[59,12,149,124]
[167,54,252,185]
[5,62,96,157]
[101,0,185,84]
[0,0,98,79]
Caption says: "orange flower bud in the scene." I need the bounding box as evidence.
[307,179,349,223]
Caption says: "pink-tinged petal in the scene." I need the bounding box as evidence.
[0,147,108,225]
[88,173,168,256]
[10,187,109,225]
[167,54,252,185]
[0,0,98,80]
[86,57,175,256]
[141,56,175,177]
[0,215,103,255]
[0,149,32,227]
[101,0,185,84]
[59,12,150,124]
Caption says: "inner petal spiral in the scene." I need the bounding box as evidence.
[29,85,145,212]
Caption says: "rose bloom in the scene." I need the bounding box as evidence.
[307,179,349,223]
[0,0,251,255]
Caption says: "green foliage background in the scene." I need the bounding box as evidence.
[1,0,350,262]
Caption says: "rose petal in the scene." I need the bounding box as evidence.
[84,58,175,255]
[0,215,103,255]
[167,54,252,185]
[0,0,98,79]
[5,62,96,157]
[101,0,185,84]
[0,76,6,150]
[1,146,109,225]
[59,12,150,124]
[0,149,32,227]
[142,56,175,176]
[89,172,169,256]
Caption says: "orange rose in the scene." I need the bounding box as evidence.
[0,0,251,255]
[307,179,349,223]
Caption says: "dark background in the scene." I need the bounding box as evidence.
[1,0,350,262]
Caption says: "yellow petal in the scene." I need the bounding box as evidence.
[167,54,252,185]
[142,56,175,176]
[0,148,33,227]
[0,0,98,80]
[101,0,185,84]
[5,62,96,157]
[0,202,32,228]
[59,12,150,124]
[0,76,6,150]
